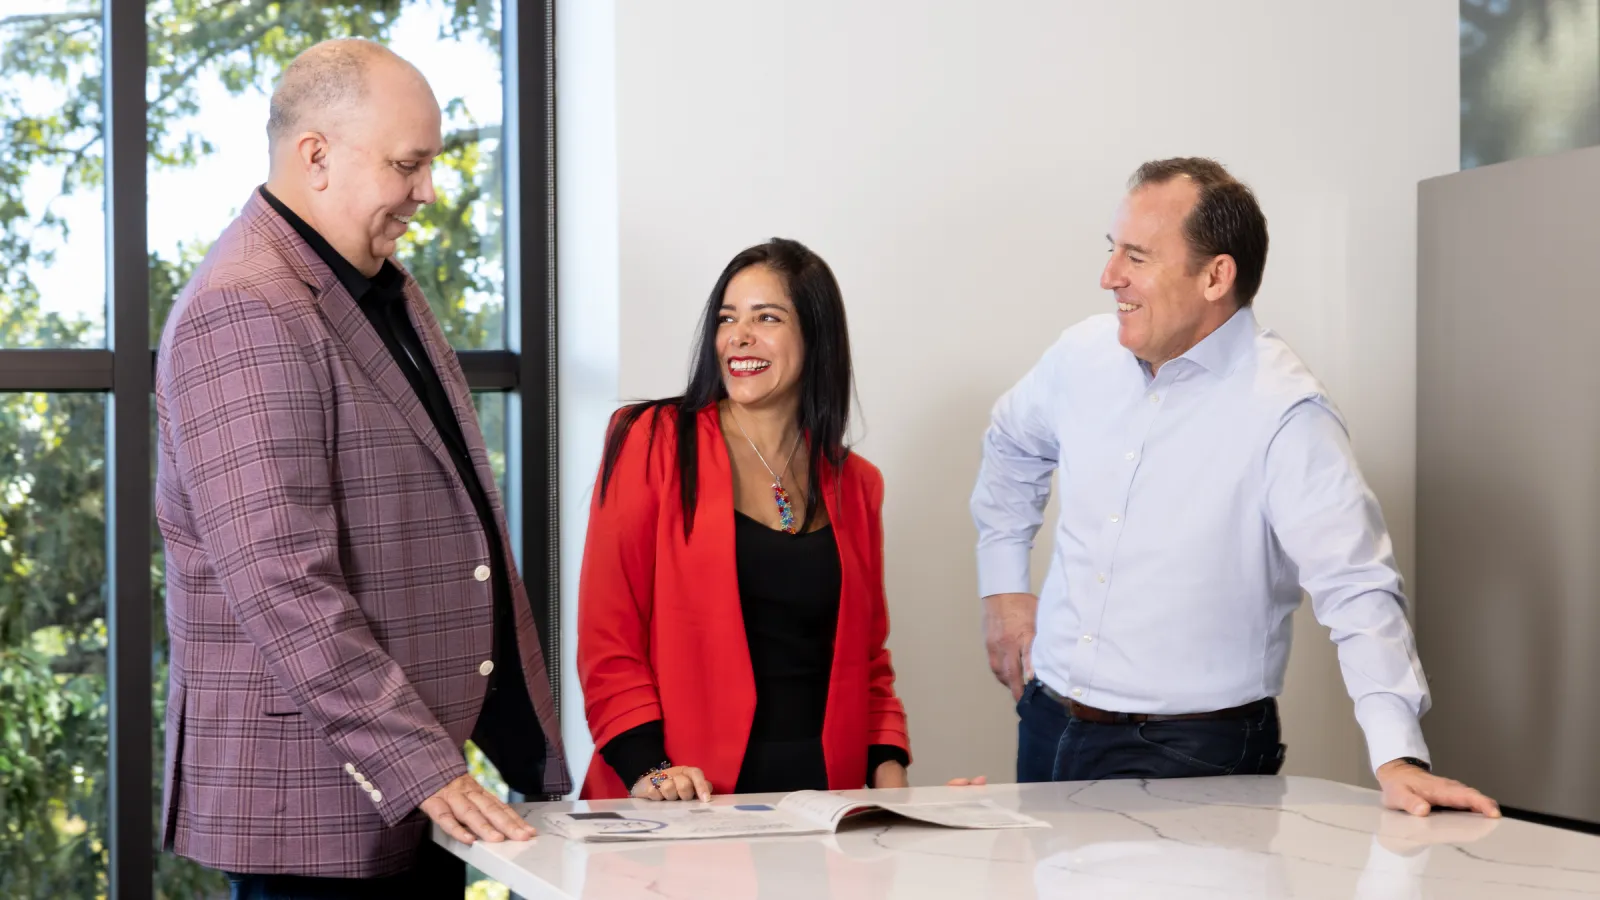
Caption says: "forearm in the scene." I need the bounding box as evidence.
[867,744,910,787]
[599,719,667,789]
[1331,589,1431,771]
[1263,402,1431,773]
[1354,690,1429,773]
[970,400,1057,597]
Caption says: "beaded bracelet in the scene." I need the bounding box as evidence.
[640,760,673,790]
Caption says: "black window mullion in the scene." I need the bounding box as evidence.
[0,349,114,391]
[503,0,560,795]
[458,349,521,390]
[104,1,152,897]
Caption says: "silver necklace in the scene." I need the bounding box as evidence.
[729,407,803,533]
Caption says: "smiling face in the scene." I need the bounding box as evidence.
[1101,177,1237,371]
[304,58,443,275]
[716,264,806,412]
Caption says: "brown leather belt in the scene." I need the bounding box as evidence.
[1037,681,1271,725]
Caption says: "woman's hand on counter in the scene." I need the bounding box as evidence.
[631,765,712,802]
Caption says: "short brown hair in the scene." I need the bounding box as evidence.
[1129,157,1269,306]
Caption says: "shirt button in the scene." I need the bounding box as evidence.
[370,790,383,804]
[1096,573,1106,583]
[1149,393,1160,403]
[1124,451,1136,461]
[1071,688,1083,697]
[479,660,495,677]
[344,763,356,776]
[1109,514,1120,523]
[361,781,374,793]
[474,565,491,582]
[1082,634,1094,642]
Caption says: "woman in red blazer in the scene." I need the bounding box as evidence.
[577,238,927,801]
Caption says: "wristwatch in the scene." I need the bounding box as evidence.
[1396,756,1431,772]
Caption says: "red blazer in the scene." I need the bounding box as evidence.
[577,404,910,799]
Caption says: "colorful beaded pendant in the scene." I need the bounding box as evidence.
[772,482,797,534]
[729,406,803,534]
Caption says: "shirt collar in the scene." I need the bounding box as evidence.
[257,185,386,303]
[1175,305,1258,376]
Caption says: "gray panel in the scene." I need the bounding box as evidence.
[1418,144,1600,824]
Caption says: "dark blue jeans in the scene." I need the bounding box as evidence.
[1017,679,1286,782]
[225,840,466,899]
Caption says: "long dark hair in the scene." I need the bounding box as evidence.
[598,237,854,539]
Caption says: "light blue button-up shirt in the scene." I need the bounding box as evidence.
[971,307,1430,771]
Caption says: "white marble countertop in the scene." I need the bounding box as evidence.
[434,776,1600,898]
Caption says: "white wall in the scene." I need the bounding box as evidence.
[555,0,619,786]
[559,0,1458,790]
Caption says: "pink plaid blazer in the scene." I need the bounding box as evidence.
[155,191,569,877]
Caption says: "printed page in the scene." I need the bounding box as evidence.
[774,790,875,829]
[542,802,827,842]
[875,798,1049,830]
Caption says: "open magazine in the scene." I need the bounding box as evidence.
[540,790,1048,843]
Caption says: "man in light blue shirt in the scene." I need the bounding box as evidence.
[971,158,1498,818]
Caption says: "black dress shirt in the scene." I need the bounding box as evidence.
[259,186,545,795]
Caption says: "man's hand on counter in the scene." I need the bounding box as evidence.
[1377,759,1502,818]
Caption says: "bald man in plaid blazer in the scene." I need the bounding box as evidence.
[155,41,568,892]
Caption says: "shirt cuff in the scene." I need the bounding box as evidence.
[598,719,667,790]
[976,541,1033,598]
[1354,693,1430,774]
[867,744,911,787]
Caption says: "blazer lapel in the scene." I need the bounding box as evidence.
[819,455,861,615]
[317,280,464,487]
[693,407,757,775]
[696,407,750,651]
[399,279,503,514]
[818,453,865,786]
[246,194,463,489]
